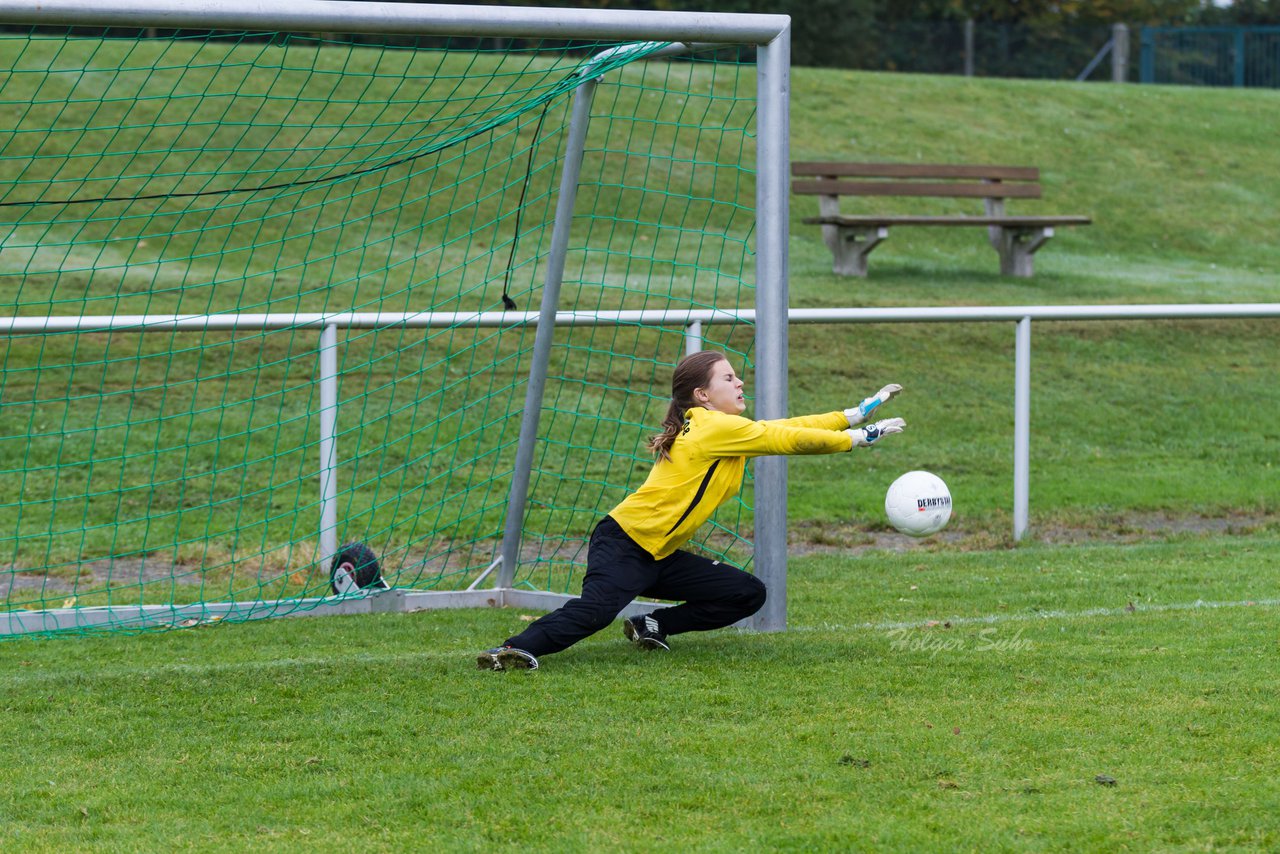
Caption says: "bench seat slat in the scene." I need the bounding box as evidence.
[792,162,1039,181]
[793,180,1043,199]
[803,215,1092,227]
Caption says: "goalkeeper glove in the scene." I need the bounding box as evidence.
[846,417,905,448]
[844,383,903,427]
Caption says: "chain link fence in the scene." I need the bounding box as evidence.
[794,20,1124,81]
[1140,26,1280,87]
[799,19,1280,88]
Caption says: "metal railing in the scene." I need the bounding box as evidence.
[6,302,1276,556]
[690,303,1280,540]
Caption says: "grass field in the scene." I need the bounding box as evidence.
[4,533,1279,851]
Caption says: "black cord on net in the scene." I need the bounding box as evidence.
[500,100,551,312]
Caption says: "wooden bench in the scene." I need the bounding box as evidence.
[792,162,1091,277]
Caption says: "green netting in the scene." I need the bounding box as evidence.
[0,28,758,638]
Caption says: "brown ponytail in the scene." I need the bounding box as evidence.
[648,350,728,461]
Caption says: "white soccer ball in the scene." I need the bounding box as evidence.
[885,471,952,537]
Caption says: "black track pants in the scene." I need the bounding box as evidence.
[502,515,767,658]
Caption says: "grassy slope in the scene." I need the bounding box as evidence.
[781,70,1279,537]
[789,70,1280,284]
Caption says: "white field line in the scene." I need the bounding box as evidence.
[792,596,1280,634]
[8,597,1278,687]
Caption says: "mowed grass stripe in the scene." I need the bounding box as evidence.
[8,593,1279,689]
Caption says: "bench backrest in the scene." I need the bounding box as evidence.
[791,162,1041,200]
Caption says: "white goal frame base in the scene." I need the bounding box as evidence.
[0,589,671,636]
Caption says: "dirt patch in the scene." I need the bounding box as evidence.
[2,557,218,599]
[787,511,1279,556]
[1033,511,1277,544]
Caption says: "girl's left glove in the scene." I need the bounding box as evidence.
[845,417,905,448]
[845,384,903,427]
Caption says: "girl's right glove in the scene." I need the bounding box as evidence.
[845,417,906,448]
[845,383,903,426]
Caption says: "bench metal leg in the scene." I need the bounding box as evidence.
[990,226,1054,277]
[823,225,888,277]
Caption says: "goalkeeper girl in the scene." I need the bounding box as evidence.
[478,350,905,671]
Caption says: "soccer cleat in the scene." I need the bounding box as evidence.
[476,646,539,671]
[623,614,671,652]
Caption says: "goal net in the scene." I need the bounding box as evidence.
[0,11,781,637]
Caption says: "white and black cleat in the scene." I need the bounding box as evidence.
[476,646,539,671]
[623,615,670,651]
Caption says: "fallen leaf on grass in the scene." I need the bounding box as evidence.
[178,615,224,629]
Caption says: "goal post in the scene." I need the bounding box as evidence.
[0,1,792,638]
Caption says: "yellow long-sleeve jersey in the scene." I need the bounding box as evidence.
[609,407,853,559]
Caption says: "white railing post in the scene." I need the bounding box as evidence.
[318,323,340,566]
[1013,316,1031,542]
[684,320,703,356]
